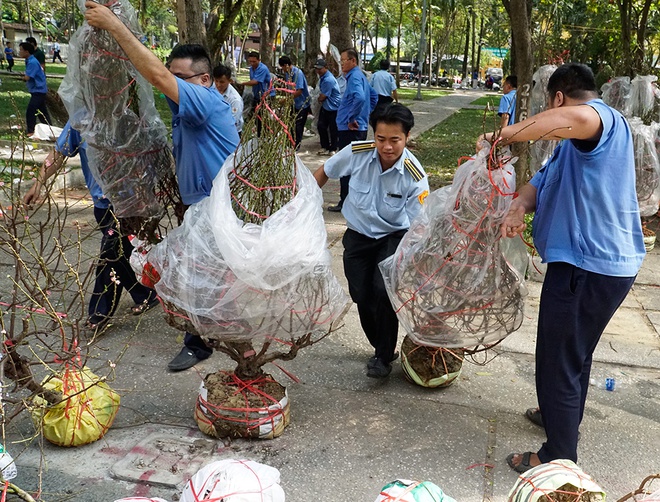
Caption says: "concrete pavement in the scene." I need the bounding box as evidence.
[4,90,659,501]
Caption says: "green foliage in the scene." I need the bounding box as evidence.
[595,64,614,91]
[369,51,386,72]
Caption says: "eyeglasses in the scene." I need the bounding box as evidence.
[173,72,206,81]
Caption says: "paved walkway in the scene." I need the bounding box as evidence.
[4,91,659,501]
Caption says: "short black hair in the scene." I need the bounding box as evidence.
[341,48,359,62]
[380,59,390,70]
[19,42,35,54]
[278,55,292,66]
[505,75,518,88]
[247,51,260,60]
[547,63,598,99]
[370,103,415,135]
[167,44,212,75]
[26,36,37,47]
[213,63,232,80]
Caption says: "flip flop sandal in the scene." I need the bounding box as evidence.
[131,298,159,315]
[525,407,544,427]
[506,451,537,474]
[84,317,111,332]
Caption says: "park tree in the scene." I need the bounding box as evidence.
[176,0,206,46]
[207,0,249,63]
[615,0,658,75]
[260,0,285,67]
[305,0,328,79]
[327,0,352,52]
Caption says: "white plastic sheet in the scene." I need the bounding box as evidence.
[180,459,285,502]
[629,117,660,216]
[601,76,631,116]
[147,148,349,341]
[380,146,527,348]
[529,65,558,174]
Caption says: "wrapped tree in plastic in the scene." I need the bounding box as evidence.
[629,75,660,123]
[529,65,558,174]
[629,117,660,216]
[58,0,179,238]
[601,77,631,116]
[145,85,349,438]
[380,143,527,351]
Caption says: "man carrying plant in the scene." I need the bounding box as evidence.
[480,63,645,472]
[84,1,240,371]
[314,104,429,378]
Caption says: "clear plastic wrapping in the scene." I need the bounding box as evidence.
[629,75,659,122]
[629,117,660,216]
[380,146,527,348]
[601,76,631,116]
[147,149,349,341]
[530,65,558,174]
[58,0,175,219]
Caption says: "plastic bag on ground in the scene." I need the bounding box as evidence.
[375,479,456,502]
[380,145,527,348]
[31,366,120,447]
[180,459,285,502]
[114,498,170,502]
[147,148,349,341]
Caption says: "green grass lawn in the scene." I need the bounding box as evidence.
[398,87,450,106]
[471,95,502,107]
[410,107,501,189]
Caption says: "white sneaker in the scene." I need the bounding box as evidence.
[325,150,336,156]
[316,149,327,155]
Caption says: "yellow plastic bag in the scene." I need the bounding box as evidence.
[32,366,120,447]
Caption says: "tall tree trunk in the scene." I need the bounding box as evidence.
[461,13,470,80]
[470,7,476,73]
[260,0,285,68]
[475,15,484,81]
[177,0,207,47]
[616,0,633,76]
[207,0,248,64]
[396,1,403,86]
[426,6,432,87]
[327,0,352,52]
[632,0,654,75]
[502,0,533,185]
[305,0,327,83]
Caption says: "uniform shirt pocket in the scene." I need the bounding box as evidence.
[349,178,372,210]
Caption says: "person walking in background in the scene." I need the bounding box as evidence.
[84,1,240,371]
[4,42,14,72]
[370,59,398,115]
[498,75,518,128]
[52,41,64,63]
[328,48,377,212]
[18,42,51,137]
[26,36,46,71]
[213,63,244,136]
[278,55,311,149]
[314,58,340,156]
[242,51,275,135]
[24,121,158,332]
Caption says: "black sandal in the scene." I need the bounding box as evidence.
[525,407,544,427]
[506,452,539,474]
[84,317,111,332]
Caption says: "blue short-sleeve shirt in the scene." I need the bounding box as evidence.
[56,121,109,209]
[530,99,645,277]
[319,71,340,111]
[285,66,310,110]
[337,67,375,132]
[371,70,397,97]
[498,90,517,126]
[25,55,47,94]
[323,142,429,239]
[249,61,275,101]
[167,79,240,205]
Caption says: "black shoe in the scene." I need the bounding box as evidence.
[525,407,544,427]
[367,358,392,378]
[368,351,399,369]
[168,348,202,371]
[327,204,343,212]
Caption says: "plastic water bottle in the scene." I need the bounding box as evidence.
[0,444,18,480]
[590,377,616,391]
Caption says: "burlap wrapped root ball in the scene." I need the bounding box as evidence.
[180,459,285,502]
[508,460,605,502]
[375,479,457,502]
[401,335,463,388]
[195,371,290,439]
[32,366,120,446]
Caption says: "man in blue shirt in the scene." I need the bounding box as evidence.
[242,51,275,136]
[85,2,240,371]
[314,104,429,378]
[4,42,15,72]
[18,42,51,137]
[314,58,340,155]
[24,121,157,332]
[498,75,517,128]
[370,59,398,114]
[329,48,378,212]
[481,63,645,473]
[278,55,310,148]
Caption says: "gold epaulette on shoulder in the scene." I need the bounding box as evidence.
[351,141,376,153]
[404,158,424,182]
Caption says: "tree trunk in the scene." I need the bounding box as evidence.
[502,0,533,185]
[260,0,285,68]
[461,13,470,80]
[327,0,352,52]
[396,1,403,86]
[207,0,248,64]
[632,0,654,75]
[475,15,484,81]
[177,0,207,47]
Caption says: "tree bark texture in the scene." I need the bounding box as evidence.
[260,0,285,68]
[207,0,248,64]
[176,0,207,47]
[305,0,328,84]
[327,0,352,53]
